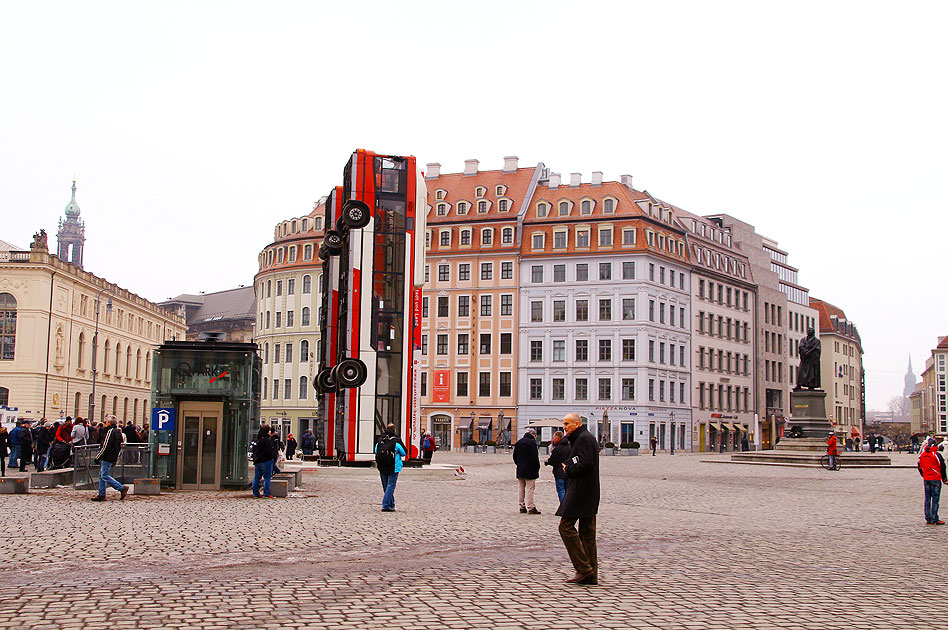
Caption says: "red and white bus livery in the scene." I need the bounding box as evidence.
[316,150,427,463]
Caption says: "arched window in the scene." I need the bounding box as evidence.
[263,377,268,399]
[103,340,111,374]
[301,307,311,327]
[74,391,81,417]
[302,275,312,294]
[126,346,132,376]
[77,332,85,369]
[115,343,122,377]
[264,343,269,363]
[304,244,313,260]
[112,396,118,415]
[299,376,308,399]
[136,349,142,379]
[0,293,15,361]
[300,340,309,359]
[123,397,129,422]
[145,351,151,381]
[133,398,138,422]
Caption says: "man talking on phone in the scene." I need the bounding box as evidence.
[555,412,600,585]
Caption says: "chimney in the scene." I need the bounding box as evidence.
[592,171,603,186]
[549,173,561,189]
[570,173,581,187]
[426,162,441,179]
[620,174,633,189]
[503,156,519,172]
[463,159,479,176]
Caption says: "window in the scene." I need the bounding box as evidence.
[276,280,283,296]
[302,275,312,293]
[480,295,492,316]
[266,280,271,297]
[581,200,591,214]
[532,233,544,250]
[559,201,570,216]
[438,264,450,282]
[272,379,279,399]
[659,302,665,324]
[285,379,292,399]
[300,340,309,360]
[599,299,611,321]
[531,301,543,322]
[554,231,567,249]
[285,342,293,363]
[478,200,488,213]
[532,265,543,283]
[622,338,635,361]
[440,231,450,246]
[459,263,470,281]
[553,340,566,361]
[457,202,468,215]
[502,227,513,244]
[553,264,566,282]
[481,263,492,280]
[286,310,294,327]
[598,378,611,400]
[530,378,543,400]
[499,199,509,212]
[420,372,427,397]
[501,294,513,316]
[622,229,635,246]
[479,372,491,397]
[622,261,635,279]
[422,297,429,318]
[275,312,282,328]
[482,229,493,245]
[599,262,611,280]
[530,340,543,361]
[0,293,16,360]
[604,198,615,213]
[437,334,448,355]
[500,333,512,354]
[599,227,613,247]
[500,372,512,397]
[438,296,449,317]
[501,262,513,279]
[648,340,654,362]
[437,203,447,216]
[649,378,655,401]
[622,379,635,400]
[649,300,655,321]
[680,345,686,366]
[553,300,565,321]
[421,335,428,355]
[457,334,469,355]
[302,307,311,326]
[622,298,635,320]
[576,299,588,321]
[287,278,296,294]
[599,339,612,361]
[659,342,665,364]
[537,202,549,217]
[460,230,471,246]
[576,264,588,282]
[575,339,588,361]
[479,334,491,354]
[299,376,308,399]
[649,263,655,281]
[552,378,565,400]
[576,378,588,400]
[458,296,470,317]
[576,230,590,248]
[263,343,269,363]
[425,265,430,283]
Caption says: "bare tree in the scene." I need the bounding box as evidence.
[887,395,908,421]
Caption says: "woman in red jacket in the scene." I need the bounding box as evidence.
[918,442,945,525]
[826,432,839,470]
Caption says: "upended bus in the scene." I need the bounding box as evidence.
[315,150,427,464]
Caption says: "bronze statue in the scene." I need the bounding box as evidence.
[795,327,821,390]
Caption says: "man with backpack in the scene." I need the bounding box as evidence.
[374,423,406,512]
[301,430,316,458]
[421,431,436,463]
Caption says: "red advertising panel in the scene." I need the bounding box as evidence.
[433,369,451,403]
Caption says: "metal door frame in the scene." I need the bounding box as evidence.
[177,401,223,490]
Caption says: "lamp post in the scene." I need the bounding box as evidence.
[670,411,675,455]
[89,286,114,422]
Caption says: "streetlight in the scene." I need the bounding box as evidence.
[670,410,675,455]
[89,286,114,422]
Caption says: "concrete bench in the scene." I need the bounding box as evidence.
[134,478,161,496]
[268,479,288,497]
[272,472,301,490]
[30,468,75,489]
[0,478,29,494]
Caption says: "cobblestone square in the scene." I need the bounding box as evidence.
[0,453,927,629]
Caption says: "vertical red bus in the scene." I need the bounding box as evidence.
[316,150,427,463]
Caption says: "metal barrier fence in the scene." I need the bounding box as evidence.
[73,443,151,489]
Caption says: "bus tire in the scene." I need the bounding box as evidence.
[317,245,329,261]
[316,368,336,393]
[342,200,371,229]
[323,231,344,255]
[335,358,367,388]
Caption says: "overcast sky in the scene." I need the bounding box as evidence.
[1,1,945,410]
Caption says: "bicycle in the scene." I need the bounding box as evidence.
[820,454,841,471]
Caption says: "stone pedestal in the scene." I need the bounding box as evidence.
[776,389,834,452]
[134,478,161,496]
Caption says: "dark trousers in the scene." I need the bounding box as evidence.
[423,450,433,462]
[924,480,942,523]
[558,516,597,577]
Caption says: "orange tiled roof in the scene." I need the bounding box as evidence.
[809,298,848,333]
[936,336,948,350]
[426,167,538,223]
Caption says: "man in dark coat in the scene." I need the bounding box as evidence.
[91,417,128,501]
[555,412,600,585]
[513,429,540,514]
[544,431,571,503]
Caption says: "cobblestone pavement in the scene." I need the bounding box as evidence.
[0,451,929,629]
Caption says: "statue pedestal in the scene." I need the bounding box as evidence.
[776,389,835,452]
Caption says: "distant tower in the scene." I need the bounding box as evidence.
[903,356,916,399]
[57,179,85,269]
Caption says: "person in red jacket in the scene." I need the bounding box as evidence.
[918,441,945,525]
[826,431,839,470]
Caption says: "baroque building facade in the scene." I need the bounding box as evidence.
[809,298,864,441]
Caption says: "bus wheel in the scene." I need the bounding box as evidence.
[323,231,344,255]
[317,245,329,261]
[342,200,371,229]
[316,368,336,393]
[335,358,367,388]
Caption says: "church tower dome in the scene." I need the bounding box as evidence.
[57,179,86,269]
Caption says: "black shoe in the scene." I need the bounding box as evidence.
[527,508,541,515]
[91,495,106,502]
[120,486,129,500]
[520,507,528,513]
[565,570,596,584]
[381,508,395,512]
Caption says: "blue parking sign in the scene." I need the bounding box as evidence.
[151,408,176,432]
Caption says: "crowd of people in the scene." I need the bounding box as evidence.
[0,416,150,475]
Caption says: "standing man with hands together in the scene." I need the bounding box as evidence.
[556,412,600,585]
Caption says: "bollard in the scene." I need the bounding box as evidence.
[0,478,29,494]
[134,478,161,496]
[268,479,288,498]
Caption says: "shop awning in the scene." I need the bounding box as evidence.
[721,423,735,431]
[457,417,474,431]
[710,422,723,431]
[476,418,492,430]
[528,418,565,428]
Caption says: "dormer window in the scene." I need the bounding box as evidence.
[581,200,591,214]
[502,227,514,244]
[537,202,549,218]
[291,220,297,232]
[603,198,615,213]
[495,185,505,196]
[478,200,488,213]
[677,241,685,256]
[559,201,570,216]
[440,230,451,247]
[461,229,471,245]
[531,233,545,250]
[457,202,468,215]
[314,217,323,230]
[436,189,445,200]
[482,228,493,245]
[302,218,308,231]
[499,199,509,212]
[646,230,655,247]
[437,203,448,216]
[475,186,486,198]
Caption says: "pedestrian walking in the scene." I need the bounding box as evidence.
[18,422,33,472]
[556,412,600,586]
[374,423,406,512]
[7,421,21,469]
[91,417,128,501]
[544,431,571,503]
[300,430,315,457]
[285,433,297,461]
[869,433,876,453]
[251,425,275,498]
[34,420,51,471]
[918,439,946,524]
[421,431,436,463]
[71,418,89,447]
[269,428,284,473]
[513,429,541,514]
[0,426,10,476]
[741,434,750,452]
[650,435,657,456]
